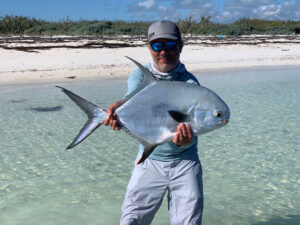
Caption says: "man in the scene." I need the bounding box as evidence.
[104,20,203,225]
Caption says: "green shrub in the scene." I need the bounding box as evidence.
[0,15,299,36]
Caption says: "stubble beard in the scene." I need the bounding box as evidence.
[154,57,179,73]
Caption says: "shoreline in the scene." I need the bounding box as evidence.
[2,65,299,89]
[1,35,300,85]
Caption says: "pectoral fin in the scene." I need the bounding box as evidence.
[168,110,190,123]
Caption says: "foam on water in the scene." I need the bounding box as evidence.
[0,68,299,225]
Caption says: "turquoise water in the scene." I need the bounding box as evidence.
[0,67,299,225]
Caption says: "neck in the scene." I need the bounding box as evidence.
[150,61,184,81]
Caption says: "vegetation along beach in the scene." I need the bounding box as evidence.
[0,16,300,85]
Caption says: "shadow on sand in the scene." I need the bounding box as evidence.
[29,105,63,112]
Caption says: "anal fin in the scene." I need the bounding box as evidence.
[136,144,158,165]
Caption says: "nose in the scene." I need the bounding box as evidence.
[159,47,168,54]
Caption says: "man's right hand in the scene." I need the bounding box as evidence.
[104,100,125,130]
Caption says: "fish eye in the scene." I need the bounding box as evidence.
[214,111,222,118]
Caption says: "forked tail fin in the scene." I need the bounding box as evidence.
[56,86,107,149]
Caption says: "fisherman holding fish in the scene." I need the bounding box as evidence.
[58,19,229,224]
[105,21,204,225]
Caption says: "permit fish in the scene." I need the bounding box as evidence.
[57,57,230,164]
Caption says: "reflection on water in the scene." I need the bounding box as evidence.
[252,215,300,225]
[0,67,299,225]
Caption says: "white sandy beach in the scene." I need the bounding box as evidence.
[0,35,300,85]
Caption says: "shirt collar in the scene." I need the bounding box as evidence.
[149,60,186,81]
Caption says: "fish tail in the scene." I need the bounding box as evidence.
[56,86,107,149]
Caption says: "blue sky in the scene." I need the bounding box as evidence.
[0,0,299,23]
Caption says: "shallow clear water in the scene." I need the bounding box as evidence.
[0,67,299,225]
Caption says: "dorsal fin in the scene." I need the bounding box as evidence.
[126,56,157,84]
[124,56,158,101]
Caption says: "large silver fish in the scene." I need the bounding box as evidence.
[57,57,230,164]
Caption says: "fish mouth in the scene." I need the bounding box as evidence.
[222,119,229,125]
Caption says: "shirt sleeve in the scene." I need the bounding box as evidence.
[125,68,144,98]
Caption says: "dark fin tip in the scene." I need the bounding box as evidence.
[136,158,142,165]
[136,144,158,165]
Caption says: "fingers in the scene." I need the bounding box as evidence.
[104,101,123,130]
[180,123,188,138]
[173,130,182,145]
[172,123,193,146]
[104,103,115,125]
[185,124,193,140]
[105,114,121,130]
[110,116,121,130]
[104,113,115,126]
[103,114,111,126]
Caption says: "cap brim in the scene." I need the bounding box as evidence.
[148,34,179,42]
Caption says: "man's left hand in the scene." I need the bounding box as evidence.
[172,123,193,146]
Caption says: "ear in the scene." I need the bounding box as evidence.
[178,40,184,53]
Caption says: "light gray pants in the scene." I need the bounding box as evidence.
[120,154,203,225]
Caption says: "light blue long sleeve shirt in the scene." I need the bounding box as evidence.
[125,62,200,161]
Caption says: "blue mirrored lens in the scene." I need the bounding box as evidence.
[165,41,177,50]
[151,42,163,52]
[151,41,177,52]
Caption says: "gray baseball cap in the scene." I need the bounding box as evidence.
[147,20,181,43]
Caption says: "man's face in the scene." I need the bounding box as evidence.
[148,38,183,73]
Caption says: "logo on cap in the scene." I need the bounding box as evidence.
[148,32,154,39]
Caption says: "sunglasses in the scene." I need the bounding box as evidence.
[150,41,178,52]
